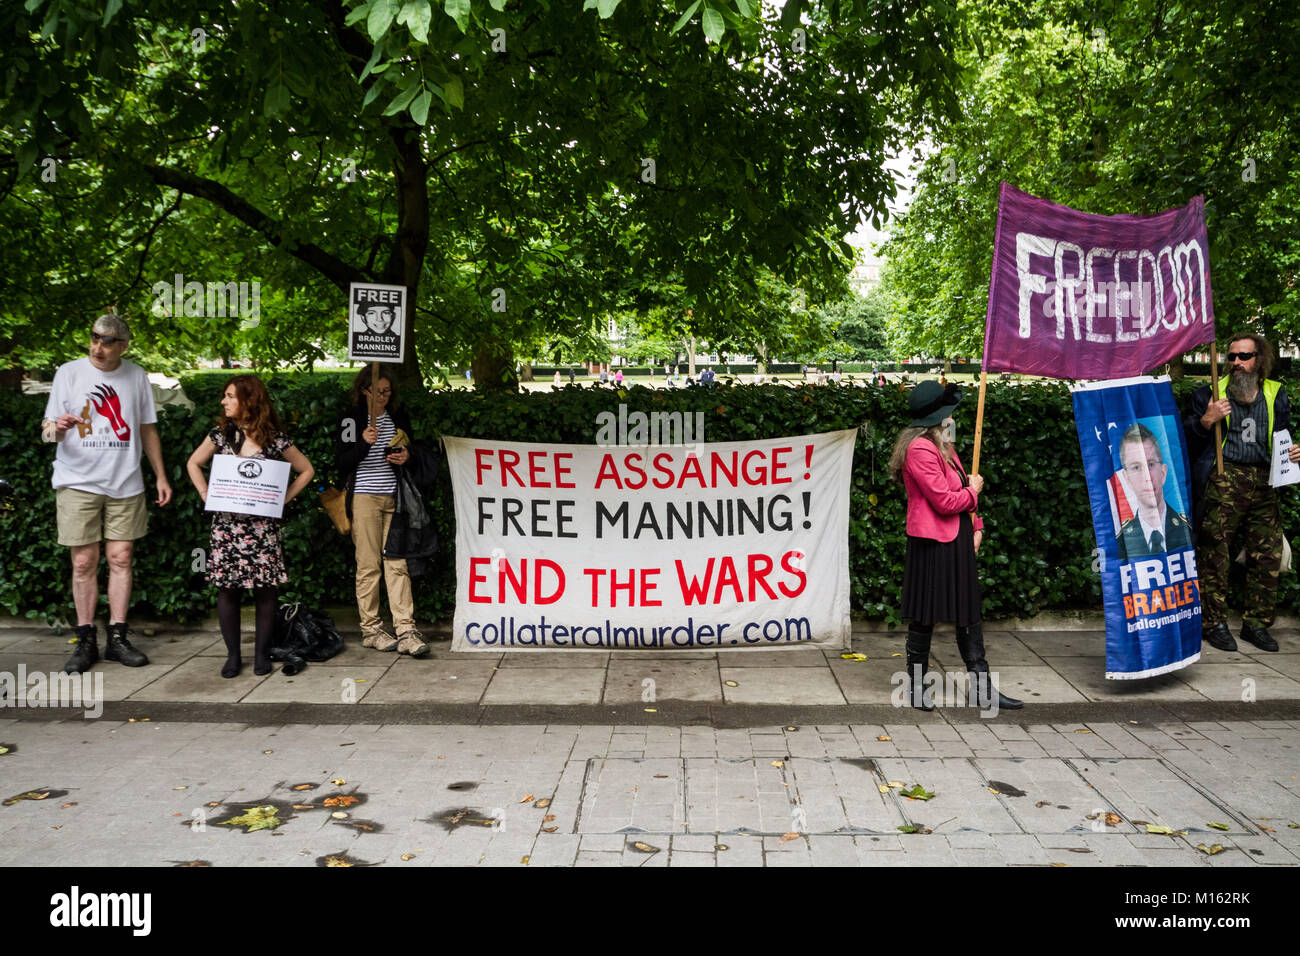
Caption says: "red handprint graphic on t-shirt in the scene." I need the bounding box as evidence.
[88,384,132,441]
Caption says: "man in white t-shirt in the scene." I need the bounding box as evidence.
[41,313,173,674]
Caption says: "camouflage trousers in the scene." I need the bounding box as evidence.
[1198,461,1283,629]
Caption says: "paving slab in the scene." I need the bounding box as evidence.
[604,660,721,703]
[360,659,498,704]
[480,667,605,705]
[719,666,846,705]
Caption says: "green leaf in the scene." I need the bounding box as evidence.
[597,0,621,18]
[382,80,421,116]
[218,805,281,832]
[779,0,803,33]
[362,81,384,108]
[734,0,754,17]
[701,5,724,44]
[263,83,290,116]
[899,784,934,801]
[488,0,506,8]
[102,0,123,27]
[670,0,701,35]
[410,88,432,125]
[368,0,400,41]
[443,76,464,109]
[1206,822,1230,831]
[398,0,433,43]
[897,824,919,833]
[444,0,471,33]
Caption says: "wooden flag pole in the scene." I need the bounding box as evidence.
[1209,343,1224,476]
[368,360,378,429]
[971,370,988,475]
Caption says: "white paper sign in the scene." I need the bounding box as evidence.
[205,455,291,518]
[347,282,406,362]
[1271,430,1300,488]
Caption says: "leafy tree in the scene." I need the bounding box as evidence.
[881,0,1300,360]
[3,0,966,388]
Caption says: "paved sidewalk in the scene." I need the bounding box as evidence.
[3,615,1300,725]
[1,719,1296,867]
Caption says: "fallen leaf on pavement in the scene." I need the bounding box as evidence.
[1074,729,1093,734]
[653,774,668,778]
[263,750,273,755]
[520,856,530,864]
[1196,843,1225,855]
[542,826,558,833]
[400,853,415,861]
[323,856,352,867]
[519,793,534,803]
[323,795,359,808]
[172,786,187,791]
[1207,822,1230,831]
[1050,862,1069,867]
[1103,813,1121,827]
[543,814,556,822]
[61,802,76,809]
[629,841,659,853]
[534,798,551,808]
[840,653,868,661]
[877,735,891,741]
[292,784,315,791]
[878,785,890,793]
[1036,801,1050,807]
[724,680,739,687]
[897,825,919,834]
[988,787,1000,795]
[890,653,901,658]
[770,761,784,767]
[331,811,349,819]
[780,832,799,842]
[217,805,280,832]
[900,785,934,801]
[292,804,313,810]
[331,778,346,785]
[644,708,657,713]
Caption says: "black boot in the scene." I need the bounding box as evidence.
[104,622,148,667]
[905,626,934,711]
[956,622,1022,710]
[64,624,99,674]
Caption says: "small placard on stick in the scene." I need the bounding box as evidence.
[348,282,406,363]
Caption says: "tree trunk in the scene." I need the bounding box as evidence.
[378,131,430,395]
[472,341,519,392]
[1168,354,1184,381]
[687,334,697,377]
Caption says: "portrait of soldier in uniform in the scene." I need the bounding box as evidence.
[1116,422,1192,559]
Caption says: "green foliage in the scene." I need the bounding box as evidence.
[22,374,1300,626]
[882,0,1300,358]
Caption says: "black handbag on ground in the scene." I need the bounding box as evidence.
[269,603,347,674]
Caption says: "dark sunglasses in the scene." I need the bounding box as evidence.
[1227,351,1257,362]
[90,332,125,346]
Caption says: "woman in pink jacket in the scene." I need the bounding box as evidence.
[889,381,1023,711]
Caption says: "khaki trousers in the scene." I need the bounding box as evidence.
[351,493,415,634]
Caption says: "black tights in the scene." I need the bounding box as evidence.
[217,586,278,674]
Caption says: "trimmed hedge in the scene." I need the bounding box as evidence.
[4,374,1297,625]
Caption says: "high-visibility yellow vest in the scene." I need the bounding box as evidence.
[1216,375,1279,446]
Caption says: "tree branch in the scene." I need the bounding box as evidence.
[142,163,367,291]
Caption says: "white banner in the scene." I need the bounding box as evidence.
[446,429,856,652]
[204,455,290,518]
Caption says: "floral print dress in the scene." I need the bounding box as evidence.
[207,428,292,589]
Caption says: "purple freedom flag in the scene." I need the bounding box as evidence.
[983,183,1215,379]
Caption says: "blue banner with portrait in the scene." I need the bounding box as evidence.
[1071,376,1202,678]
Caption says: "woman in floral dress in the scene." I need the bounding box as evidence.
[186,376,314,677]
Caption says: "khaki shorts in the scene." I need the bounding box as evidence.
[55,488,148,546]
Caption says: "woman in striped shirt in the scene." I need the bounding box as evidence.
[334,366,429,657]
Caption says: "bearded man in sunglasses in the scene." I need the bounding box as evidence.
[1185,332,1300,653]
[41,313,172,674]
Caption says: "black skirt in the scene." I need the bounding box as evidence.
[901,511,982,627]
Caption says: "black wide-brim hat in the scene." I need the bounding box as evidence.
[907,380,962,427]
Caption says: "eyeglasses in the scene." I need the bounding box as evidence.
[369,388,392,397]
[1227,351,1257,362]
[91,333,125,346]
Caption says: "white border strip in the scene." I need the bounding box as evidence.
[1106,650,1200,680]
[1069,374,1171,393]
